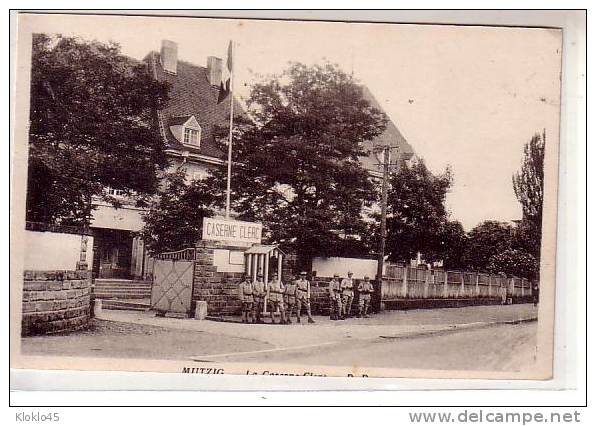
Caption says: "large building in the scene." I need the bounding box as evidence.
[89,40,414,280]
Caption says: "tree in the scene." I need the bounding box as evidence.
[512,131,545,261]
[487,249,539,280]
[513,131,545,231]
[141,170,215,254]
[26,34,170,225]
[208,62,387,263]
[512,219,542,261]
[385,159,453,263]
[462,220,513,271]
[435,220,467,270]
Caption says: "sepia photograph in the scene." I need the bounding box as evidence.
[10,11,563,381]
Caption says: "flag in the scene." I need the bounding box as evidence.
[217,41,233,104]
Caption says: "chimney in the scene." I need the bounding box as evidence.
[160,40,178,74]
[206,56,222,86]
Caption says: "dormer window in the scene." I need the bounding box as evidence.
[169,115,202,149]
[184,128,200,146]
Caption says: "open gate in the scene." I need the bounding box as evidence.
[150,248,196,315]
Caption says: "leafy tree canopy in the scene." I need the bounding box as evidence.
[26,34,170,225]
[512,131,545,263]
[487,248,539,280]
[463,220,513,271]
[512,219,542,262]
[434,220,468,270]
[208,62,388,262]
[513,131,545,229]
[385,158,453,263]
[141,170,215,254]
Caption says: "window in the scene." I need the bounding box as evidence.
[183,127,200,146]
[106,187,126,197]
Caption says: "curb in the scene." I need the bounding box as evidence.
[379,316,538,340]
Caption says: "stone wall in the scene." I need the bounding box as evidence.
[21,270,92,336]
[192,243,243,316]
[381,265,535,304]
[310,276,368,315]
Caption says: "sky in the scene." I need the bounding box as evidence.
[18,13,562,230]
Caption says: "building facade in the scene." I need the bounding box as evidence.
[89,39,414,280]
[90,40,239,279]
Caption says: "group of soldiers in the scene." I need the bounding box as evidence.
[237,270,375,324]
[328,271,375,320]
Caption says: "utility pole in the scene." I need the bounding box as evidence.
[375,145,398,312]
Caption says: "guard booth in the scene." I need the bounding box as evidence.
[244,245,286,314]
[244,245,285,285]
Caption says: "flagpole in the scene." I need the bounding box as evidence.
[225,41,234,219]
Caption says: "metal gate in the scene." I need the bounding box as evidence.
[150,248,196,315]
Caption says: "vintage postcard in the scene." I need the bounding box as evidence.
[10,12,562,382]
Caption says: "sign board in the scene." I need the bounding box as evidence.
[202,218,263,244]
[229,250,245,265]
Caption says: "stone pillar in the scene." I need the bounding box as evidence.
[460,273,465,298]
[475,273,480,297]
[76,235,89,271]
[488,275,492,297]
[263,253,270,314]
[130,236,145,279]
[281,252,298,283]
[251,254,257,282]
[401,267,408,298]
[509,278,515,302]
[443,272,448,298]
[264,254,270,286]
[194,301,208,320]
[246,253,252,277]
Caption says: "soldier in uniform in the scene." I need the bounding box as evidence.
[267,277,287,324]
[238,274,254,324]
[295,271,315,323]
[357,275,374,318]
[328,273,342,320]
[283,275,298,324]
[499,271,509,305]
[340,271,355,318]
[531,281,539,307]
[252,273,266,324]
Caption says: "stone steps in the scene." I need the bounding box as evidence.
[93,292,149,300]
[94,280,151,287]
[92,286,152,292]
[92,279,152,300]
[100,299,151,311]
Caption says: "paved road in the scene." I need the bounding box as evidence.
[203,322,537,372]
[21,304,538,373]
[99,303,538,350]
[20,319,273,360]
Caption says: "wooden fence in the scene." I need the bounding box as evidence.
[382,265,533,302]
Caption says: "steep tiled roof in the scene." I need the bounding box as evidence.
[168,115,194,126]
[146,52,244,160]
[146,51,413,170]
[359,85,414,173]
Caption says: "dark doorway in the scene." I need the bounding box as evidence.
[92,229,134,279]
